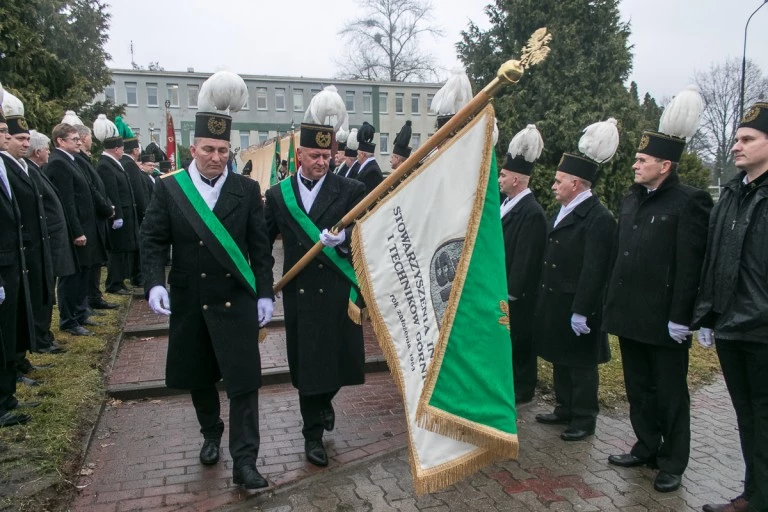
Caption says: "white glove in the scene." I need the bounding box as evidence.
[257,298,274,327]
[0,286,5,305]
[668,321,692,344]
[570,313,591,336]
[320,228,346,247]
[112,218,124,230]
[148,285,171,315]
[697,327,714,348]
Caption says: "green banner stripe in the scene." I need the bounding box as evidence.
[279,178,359,297]
[175,171,257,294]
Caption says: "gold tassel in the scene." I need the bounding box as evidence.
[258,329,267,344]
[347,300,364,325]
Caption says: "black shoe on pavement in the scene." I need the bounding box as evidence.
[702,495,750,512]
[535,412,570,425]
[0,411,31,428]
[199,438,220,465]
[608,453,657,468]
[653,471,682,493]
[232,465,268,489]
[16,375,40,387]
[90,299,119,310]
[560,427,594,441]
[305,439,328,467]
[62,326,93,336]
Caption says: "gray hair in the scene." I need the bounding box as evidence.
[75,124,92,138]
[28,130,51,156]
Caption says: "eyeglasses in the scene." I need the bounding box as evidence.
[62,136,81,142]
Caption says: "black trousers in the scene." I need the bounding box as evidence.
[190,386,261,469]
[510,304,537,401]
[129,250,142,286]
[105,252,130,292]
[58,269,90,330]
[87,264,104,304]
[0,362,17,414]
[552,363,598,431]
[716,339,768,510]
[300,390,338,441]
[619,337,690,475]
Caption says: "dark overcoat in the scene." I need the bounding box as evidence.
[535,195,616,367]
[121,155,151,224]
[356,159,384,194]
[264,172,366,395]
[74,151,112,258]
[97,154,139,252]
[345,161,361,180]
[141,170,274,397]
[0,184,33,366]
[502,193,547,341]
[2,154,55,329]
[603,174,712,346]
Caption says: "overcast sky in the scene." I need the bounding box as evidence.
[104,0,768,101]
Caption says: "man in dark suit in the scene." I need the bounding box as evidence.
[141,99,274,489]
[94,118,139,296]
[603,92,712,494]
[121,136,151,287]
[264,120,366,468]
[354,122,383,194]
[534,151,616,442]
[498,125,547,405]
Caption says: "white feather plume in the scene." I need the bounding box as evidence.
[336,126,349,144]
[61,110,84,126]
[659,85,703,139]
[197,71,249,114]
[346,128,359,151]
[508,124,544,162]
[0,82,4,105]
[492,118,499,146]
[303,85,348,133]
[2,90,24,117]
[93,114,119,142]
[431,68,473,116]
[578,118,619,163]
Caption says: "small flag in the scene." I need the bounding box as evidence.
[270,136,281,186]
[166,111,177,170]
[287,130,297,174]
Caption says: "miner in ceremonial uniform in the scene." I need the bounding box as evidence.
[693,102,768,512]
[534,118,618,442]
[340,128,360,179]
[390,121,412,171]
[604,87,712,494]
[354,122,384,194]
[499,125,547,405]
[141,71,274,490]
[333,127,349,175]
[264,87,366,468]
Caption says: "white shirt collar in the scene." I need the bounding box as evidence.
[1,151,28,175]
[500,188,532,218]
[554,189,593,227]
[358,156,376,172]
[297,167,327,212]
[56,147,76,161]
[188,160,228,210]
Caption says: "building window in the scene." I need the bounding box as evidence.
[256,88,267,110]
[380,132,389,154]
[104,85,115,103]
[411,93,420,114]
[188,85,199,108]
[174,130,181,146]
[134,128,143,141]
[345,91,355,112]
[395,93,404,114]
[240,132,250,150]
[379,92,388,114]
[362,92,372,113]
[126,82,138,106]
[275,88,286,111]
[427,93,435,114]
[147,83,158,107]
[411,133,421,149]
[167,84,179,107]
[258,132,268,144]
[293,89,304,111]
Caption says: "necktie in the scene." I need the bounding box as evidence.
[301,176,316,190]
[200,174,221,187]
[502,197,510,207]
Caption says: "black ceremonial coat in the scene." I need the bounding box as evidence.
[535,195,616,367]
[141,170,274,397]
[345,161,361,180]
[121,155,152,224]
[356,159,384,195]
[264,172,366,395]
[75,151,112,258]
[502,193,547,341]
[97,154,139,252]
[603,174,712,346]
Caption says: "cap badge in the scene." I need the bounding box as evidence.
[638,134,649,151]
[315,131,331,148]
[742,106,760,123]
[208,117,226,136]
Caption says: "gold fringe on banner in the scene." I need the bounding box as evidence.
[258,329,268,343]
[347,300,366,325]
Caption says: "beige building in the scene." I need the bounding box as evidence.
[97,69,443,173]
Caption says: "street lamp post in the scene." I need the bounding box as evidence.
[740,0,768,120]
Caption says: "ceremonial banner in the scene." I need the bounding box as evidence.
[352,106,517,494]
[166,112,177,169]
[270,137,281,186]
[287,130,297,174]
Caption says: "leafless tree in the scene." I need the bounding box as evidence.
[692,58,768,182]
[336,0,444,82]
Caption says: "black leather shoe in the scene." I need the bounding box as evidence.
[107,289,131,296]
[0,411,31,427]
[90,299,119,310]
[82,318,102,327]
[199,438,220,465]
[10,401,41,409]
[653,471,682,492]
[16,376,40,387]
[88,309,106,316]
[62,326,93,336]
[702,495,750,512]
[535,412,570,425]
[321,407,335,431]
[232,465,268,489]
[305,439,328,467]
[560,427,594,441]
[608,453,657,468]
[33,345,67,354]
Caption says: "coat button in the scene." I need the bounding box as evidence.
[203,305,209,310]
[299,289,305,294]
[201,273,207,279]
[319,288,324,294]
[318,263,324,269]
[624,251,629,256]
[632,225,638,230]
[199,241,204,246]
[541,284,545,288]
[552,264,557,268]
[225,302,231,308]
[225,273,231,278]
